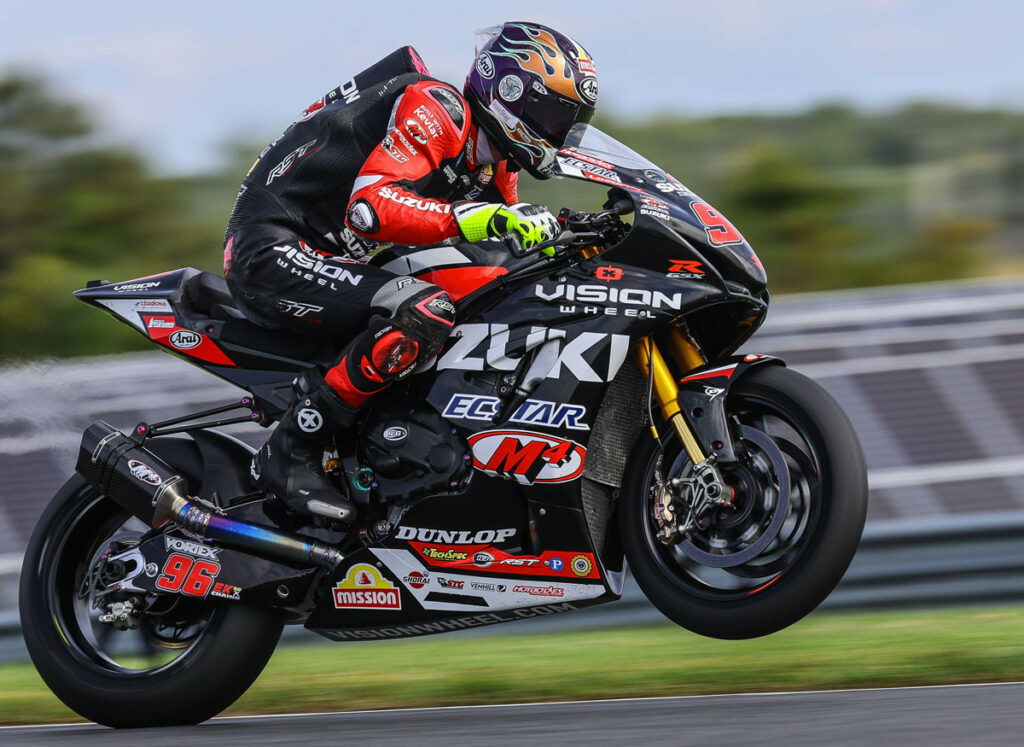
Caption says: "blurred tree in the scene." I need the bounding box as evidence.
[0,73,222,359]
[717,143,862,292]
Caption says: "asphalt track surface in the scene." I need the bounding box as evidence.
[4,683,1024,746]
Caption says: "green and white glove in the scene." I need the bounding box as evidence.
[454,201,561,250]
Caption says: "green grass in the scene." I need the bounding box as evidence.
[4,606,1024,725]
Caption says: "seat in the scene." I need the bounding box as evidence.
[176,271,335,368]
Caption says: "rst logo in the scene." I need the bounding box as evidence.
[468,430,586,484]
[436,324,628,383]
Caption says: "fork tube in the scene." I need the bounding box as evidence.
[633,337,707,465]
[664,327,706,373]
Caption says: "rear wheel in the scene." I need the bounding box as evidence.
[20,474,285,727]
[620,365,867,639]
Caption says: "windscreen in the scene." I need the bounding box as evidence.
[561,123,661,171]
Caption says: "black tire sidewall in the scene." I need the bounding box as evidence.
[620,365,868,639]
[20,475,286,727]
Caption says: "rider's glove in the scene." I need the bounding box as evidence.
[454,201,560,251]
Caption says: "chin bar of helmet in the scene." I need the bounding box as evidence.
[76,420,344,570]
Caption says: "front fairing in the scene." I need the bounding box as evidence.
[554,125,767,297]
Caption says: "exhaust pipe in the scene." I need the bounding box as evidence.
[76,421,343,569]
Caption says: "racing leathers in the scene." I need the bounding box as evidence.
[223,65,539,519]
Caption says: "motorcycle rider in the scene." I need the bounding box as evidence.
[222,22,599,522]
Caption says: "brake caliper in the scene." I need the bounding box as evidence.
[652,457,735,544]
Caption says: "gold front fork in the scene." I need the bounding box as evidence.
[632,329,708,465]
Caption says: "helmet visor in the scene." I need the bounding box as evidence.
[520,90,595,150]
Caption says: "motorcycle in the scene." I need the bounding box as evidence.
[20,123,867,727]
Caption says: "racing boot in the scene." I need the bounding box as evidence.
[253,376,357,523]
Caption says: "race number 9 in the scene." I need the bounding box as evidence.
[155,553,220,597]
[691,202,743,246]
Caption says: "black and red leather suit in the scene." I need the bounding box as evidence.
[224,65,517,407]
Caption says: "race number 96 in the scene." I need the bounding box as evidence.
[155,553,220,597]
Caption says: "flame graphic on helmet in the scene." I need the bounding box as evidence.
[488,23,584,100]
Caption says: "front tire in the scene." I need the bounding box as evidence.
[620,365,867,639]
[20,474,285,727]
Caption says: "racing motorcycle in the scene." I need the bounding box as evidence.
[20,124,867,727]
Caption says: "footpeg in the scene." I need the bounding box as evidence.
[306,499,355,523]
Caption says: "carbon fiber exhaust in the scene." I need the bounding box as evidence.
[76,421,343,569]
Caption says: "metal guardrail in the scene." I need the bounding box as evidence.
[3,512,1021,660]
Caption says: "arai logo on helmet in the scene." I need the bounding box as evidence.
[383,426,408,442]
[579,76,598,104]
[498,75,524,102]
[127,459,161,486]
[476,53,495,79]
[169,330,201,350]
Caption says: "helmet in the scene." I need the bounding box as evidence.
[464,22,598,179]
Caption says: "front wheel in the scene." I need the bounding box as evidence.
[20,474,286,727]
[620,365,868,639]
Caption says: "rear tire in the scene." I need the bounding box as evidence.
[20,474,285,727]
[620,365,867,639]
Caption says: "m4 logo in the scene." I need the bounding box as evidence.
[467,430,586,484]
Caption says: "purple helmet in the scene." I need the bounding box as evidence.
[464,22,598,179]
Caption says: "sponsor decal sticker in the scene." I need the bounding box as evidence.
[513,584,565,597]
[468,430,586,484]
[210,582,242,600]
[410,543,600,580]
[579,76,598,104]
[473,551,495,568]
[437,324,629,383]
[403,571,429,590]
[113,281,161,292]
[168,330,201,350]
[164,536,220,560]
[476,53,495,78]
[443,394,589,431]
[498,74,524,102]
[593,265,623,282]
[571,554,594,577]
[128,459,161,485]
[534,283,684,311]
[397,526,516,544]
[471,581,506,592]
[667,259,705,279]
[332,564,401,610]
[437,577,465,590]
[383,426,408,442]
[135,299,172,311]
[421,547,468,562]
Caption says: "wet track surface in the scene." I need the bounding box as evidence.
[5,683,1024,746]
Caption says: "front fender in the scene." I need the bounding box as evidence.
[675,354,784,463]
